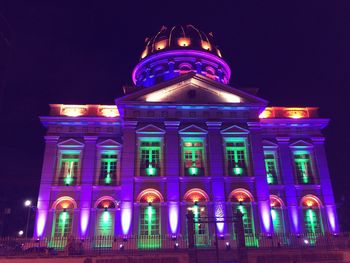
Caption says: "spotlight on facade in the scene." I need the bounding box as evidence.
[303,239,309,245]
[171,235,177,241]
[219,234,225,240]
[225,242,231,250]
[24,200,32,207]
[18,230,24,237]
[174,242,179,250]
[119,244,124,250]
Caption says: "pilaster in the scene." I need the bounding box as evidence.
[165,121,180,235]
[311,137,339,233]
[249,126,273,234]
[34,136,59,238]
[276,137,300,234]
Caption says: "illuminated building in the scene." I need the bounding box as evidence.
[34,25,338,247]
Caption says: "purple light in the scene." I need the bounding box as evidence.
[80,209,90,236]
[259,202,272,233]
[169,202,179,234]
[35,209,47,238]
[214,202,225,234]
[121,202,132,235]
[132,50,231,85]
[326,206,338,233]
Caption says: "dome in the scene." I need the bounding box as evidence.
[132,25,231,87]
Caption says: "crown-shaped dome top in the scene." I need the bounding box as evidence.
[132,25,231,87]
[140,25,222,60]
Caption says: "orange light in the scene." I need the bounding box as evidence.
[99,105,119,117]
[306,200,314,207]
[178,37,190,47]
[141,49,148,59]
[259,109,273,119]
[201,41,211,51]
[61,105,87,117]
[155,39,167,50]
[284,108,308,119]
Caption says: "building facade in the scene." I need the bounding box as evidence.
[34,25,339,247]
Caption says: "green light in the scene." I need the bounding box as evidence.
[105,173,112,184]
[146,165,157,176]
[233,165,243,175]
[267,173,274,184]
[147,205,153,219]
[64,175,73,185]
[189,167,199,176]
[271,208,283,234]
[58,211,69,236]
[302,172,309,184]
[103,210,110,223]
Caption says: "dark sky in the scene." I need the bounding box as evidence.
[0,1,349,234]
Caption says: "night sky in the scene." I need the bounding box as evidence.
[0,1,349,235]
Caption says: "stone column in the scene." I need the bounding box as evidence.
[79,136,97,237]
[249,126,273,234]
[276,137,300,234]
[312,137,339,233]
[206,122,226,235]
[165,121,180,235]
[120,121,137,235]
[34,136,59,238]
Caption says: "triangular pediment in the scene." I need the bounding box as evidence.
[262,140,279,148]
[136,124,165,134]
[116,73,268,106]
[97,139,122,148]
[290,140,313,148]
[179,124,207,135]
[220,125,249,135]
[57,138,84,148]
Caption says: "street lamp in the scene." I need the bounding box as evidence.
[18,230,24,237]
[24,199,32,238]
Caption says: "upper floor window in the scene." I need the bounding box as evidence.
[264,151,280,184]
[225,139,249,176]
[58,153,80,186]
[99,153,118,185]
[139,140,161,176]
[293,151,317,184]
[182,139,205,176]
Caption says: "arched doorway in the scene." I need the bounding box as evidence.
[270,195,285,235]
[184,188,210,247]
[137,189,163,248]
[94,197,116,248]
[301,195,323,243]
[229,189,257,247]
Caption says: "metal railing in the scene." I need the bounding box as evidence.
[1,233,350,257]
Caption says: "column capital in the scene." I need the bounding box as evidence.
[123,121,138,129]
[276,137,290,143]
[83,136,98,142]
[44,135,59,142]
[164,121,180,128]
[311,137,325,144]
[205,121,222,129]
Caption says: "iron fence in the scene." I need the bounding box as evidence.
[0,233,350,257]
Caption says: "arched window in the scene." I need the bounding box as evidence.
[137,189,163,249]
[229,189,257,247]
[270,195,285,234]
[184,189,210,247]
[301,195,323,238]
[51,197,76,244]
[94,197,116,248]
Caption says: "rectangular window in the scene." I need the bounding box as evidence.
[58,154,80,186]
[294,152,316,184]
[264,151,279,184]
[139,141,161,176]
[100,153,118,185]
[225,140,249,176]
[183,140,205,176]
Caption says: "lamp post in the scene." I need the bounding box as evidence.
[24,200,32,238]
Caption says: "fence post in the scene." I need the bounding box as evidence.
[186,211,195,249]
[234,209,245,249]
